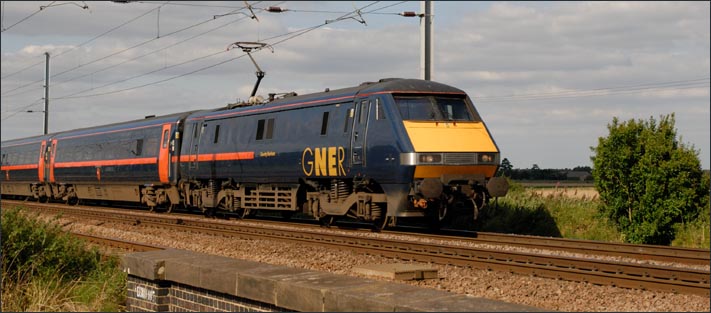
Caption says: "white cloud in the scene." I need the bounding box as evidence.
[1,1,709,169]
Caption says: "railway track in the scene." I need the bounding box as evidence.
[4,200,709,296]
[256,217,710,266]
[400,229,710,266]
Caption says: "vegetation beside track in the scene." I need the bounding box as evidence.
[473,182,709,249]
[1,207,126,312]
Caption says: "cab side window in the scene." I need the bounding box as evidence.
[256,118,275,140]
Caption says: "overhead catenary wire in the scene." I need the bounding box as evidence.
[1,1,56,33]
[50,15,254,90]
[0,0,354,95]
[1,1,169,87]
[49,1,386,101]
[0,0,98,80]
[0,2,267,120]
[1,2,255,98]
[474,77,711,103]
[49,1,285,89]
[0,98,44,121]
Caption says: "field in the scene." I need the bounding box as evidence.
[528,186,599,200]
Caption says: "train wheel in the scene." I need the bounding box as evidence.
[319,216,334,227]
[471,191,487,221]
[372,215,389,232]
[218,199,247,219]
[370,203,389,232]
[202,206,216,218]
[437,204,448,222]
[66,197,79,206]
[426,201,446,230]
[234,208,248,219]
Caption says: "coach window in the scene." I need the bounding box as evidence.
[133,139,144,156]
[375,98,385,120]
[256,119,265,140]
[192,124,199,138]
[343,106,354,133]
[265,118,274,139]
[256,118,275,140]
[162,129,170,148]
[359,100,369,124]
[320,112,329,136]
[213,125,221,144]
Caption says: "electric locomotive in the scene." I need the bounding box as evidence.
[0,78,507,229]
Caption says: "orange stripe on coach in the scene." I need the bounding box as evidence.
[0,164,39,171]
[54,157,158,168]
[178,152,255,163]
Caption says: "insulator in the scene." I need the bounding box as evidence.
[267,6,286,13]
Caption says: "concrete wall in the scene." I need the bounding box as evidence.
[122,248,543,312]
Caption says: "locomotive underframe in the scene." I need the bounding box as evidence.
[174,176,390,225]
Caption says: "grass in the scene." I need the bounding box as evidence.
[476,182,623,242]
[478,181,710,248]
[1,207,126,312]
[671,203,710,249]
[474,183,711,249]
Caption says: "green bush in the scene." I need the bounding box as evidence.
[591,114,709,245]
[1,207,126,311]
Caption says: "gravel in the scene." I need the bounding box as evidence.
[35,212,710,312]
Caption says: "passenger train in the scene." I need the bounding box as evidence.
[1,78,508,229]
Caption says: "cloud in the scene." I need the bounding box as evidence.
[1,1,709,169]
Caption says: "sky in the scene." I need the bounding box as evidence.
[1,1,709,169]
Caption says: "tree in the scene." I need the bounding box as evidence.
[590,114,709,244]
[530,164,542,180]
[498,158,513,177]
[573,166,592,172]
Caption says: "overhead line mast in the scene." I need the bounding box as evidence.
[43,52,49,134]
[421,0,433,81]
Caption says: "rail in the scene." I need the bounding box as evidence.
[4,200,709,297]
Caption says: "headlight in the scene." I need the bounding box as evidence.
[418,153,442,164]
[478,153,495,163]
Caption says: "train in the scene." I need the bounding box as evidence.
[1,78,508,230]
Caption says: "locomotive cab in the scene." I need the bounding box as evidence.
[387,91,509,225]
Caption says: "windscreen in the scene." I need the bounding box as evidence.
[394,96,481,122]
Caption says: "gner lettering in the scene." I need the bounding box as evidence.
[302,147,346,177]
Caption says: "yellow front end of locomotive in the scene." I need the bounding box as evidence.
[402,121,499,179]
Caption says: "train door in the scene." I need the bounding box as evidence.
[350,98,371,167]
[48,139,57,183]
[158,124,171,183]
[38,140,47,182]
[187,121,206,177]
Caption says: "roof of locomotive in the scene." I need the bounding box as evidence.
[188,78,468,121]
[2,79,469,143]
